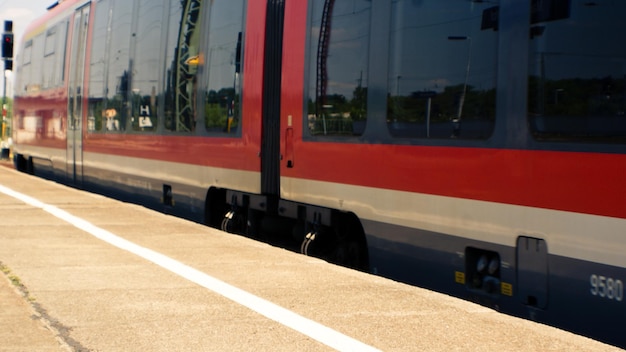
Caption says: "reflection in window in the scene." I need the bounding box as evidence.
[387,0,498,139]
[18,40,33,93]
[130,0,165,132]
[16,21,66,93]
[22,35,44,93]
[43,27,56,89]
[308,0,370,136]
[56,22,68,86]
[87,0,133,133]
[164,0,204,133]
[528,1,626,143]
[87,0,109,132]
[203,1,245,134]
[31,35,45,92]
[106,0,133,132]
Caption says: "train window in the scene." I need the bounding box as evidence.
[307,0,371,137]
[18,40,33,93]
[27,35,44,93]
[163,0,204,133]
[23,40,33,66]
[43,27,57,89]
[528,1,626,143]
[87,0,110,132]
[42,21,68,89]
[387,1,498,140]
[203,1,245,135]
[130,0,166,133]
[55,21,68,87]
[87,0,133,133]
[43,28,56,89]
[105,0,133,132]
[44,27,56,57]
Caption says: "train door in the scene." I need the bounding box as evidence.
[517,236,549,309]
[67,4,90,184]
[260,0,285,204]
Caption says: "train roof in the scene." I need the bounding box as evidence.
[22,0,85,43]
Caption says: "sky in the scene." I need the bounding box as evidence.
[0,0,52,96]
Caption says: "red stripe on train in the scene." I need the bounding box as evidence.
[284,143,626,220]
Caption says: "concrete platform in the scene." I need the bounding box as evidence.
[0,165,621,351]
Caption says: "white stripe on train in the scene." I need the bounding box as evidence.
[15,146,626,269]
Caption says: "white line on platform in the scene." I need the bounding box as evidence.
[0,183,381,352]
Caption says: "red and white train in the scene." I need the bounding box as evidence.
[11,0,626,347]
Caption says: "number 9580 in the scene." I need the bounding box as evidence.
[590,274,623,302]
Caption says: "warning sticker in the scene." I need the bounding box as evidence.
[455,271,465,284]
[501,282,513,296]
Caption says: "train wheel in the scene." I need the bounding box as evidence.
[204,188,231,229]
[14,154,31,174]
[332,237,366,271]
[331,213,369,271]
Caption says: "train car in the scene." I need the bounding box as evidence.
[11,0,626,347]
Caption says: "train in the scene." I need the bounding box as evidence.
[9,0,626,348]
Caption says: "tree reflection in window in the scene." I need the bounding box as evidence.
[528,1,626,143]
[308,0,370,136]
[387,0,498,140]
[203,0,245,134]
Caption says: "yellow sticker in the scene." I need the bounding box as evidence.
[501,282,513,296]
[455,271,465,284]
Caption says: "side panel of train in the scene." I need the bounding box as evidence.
[11,0,626,347]
[278,0,626,344]
[13,0,266,218]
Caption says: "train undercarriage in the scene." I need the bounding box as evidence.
[206,188,370,271]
